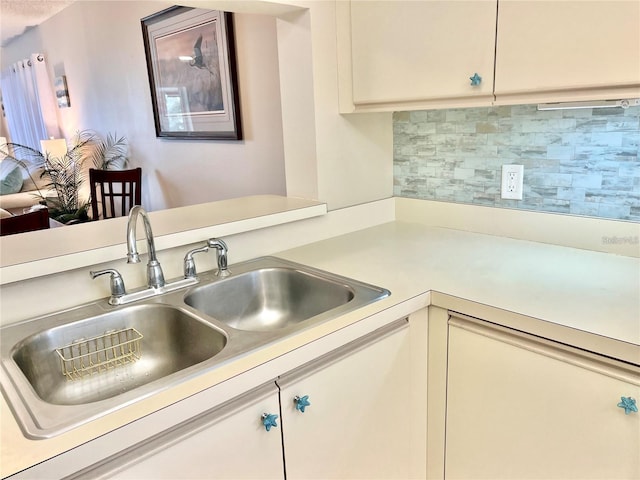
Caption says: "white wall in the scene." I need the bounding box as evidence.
[0,1,287,210]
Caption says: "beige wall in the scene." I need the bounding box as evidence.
[0,1,287,210]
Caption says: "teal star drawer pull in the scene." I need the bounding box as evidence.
[294,395,311,413]
[617,397,638,415]
[470,73,482,86]
[261,413,279,431]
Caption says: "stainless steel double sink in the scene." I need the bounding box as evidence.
[0,257,389,438]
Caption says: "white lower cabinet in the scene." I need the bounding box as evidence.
[84,383,285,479]
[278,319,412,479]
[445,314,640,480]
[74,319,413,480]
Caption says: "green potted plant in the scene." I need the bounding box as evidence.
[0,131,128,224]
[90,132,128,171]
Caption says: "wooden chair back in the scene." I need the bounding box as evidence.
[89,168,142,220]
[0,208,50,236]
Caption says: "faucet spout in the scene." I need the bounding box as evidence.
[126,205,165,288]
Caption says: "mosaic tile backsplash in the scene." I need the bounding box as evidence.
[393,105,640,221]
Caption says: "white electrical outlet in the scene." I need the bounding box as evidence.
[501,164,524,200]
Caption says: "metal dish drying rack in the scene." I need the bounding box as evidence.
[55,328,143,380]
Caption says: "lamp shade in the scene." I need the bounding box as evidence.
[40,138,67,159]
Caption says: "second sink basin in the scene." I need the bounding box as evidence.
[184,258,389,332]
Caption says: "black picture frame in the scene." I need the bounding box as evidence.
[141,6,242,140]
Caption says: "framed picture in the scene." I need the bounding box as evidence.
[54,75,70,108]
[141,6,242,140]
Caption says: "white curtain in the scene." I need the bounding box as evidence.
[0,53,60,154]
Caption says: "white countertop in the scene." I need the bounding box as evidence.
[279,222,640,361]
[2,221,639,477]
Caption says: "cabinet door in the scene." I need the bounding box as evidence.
[446,315,640,480]
[81,383,284,480]
[495,1,640,102]
[278,320,413,479]
[349,0,496,109]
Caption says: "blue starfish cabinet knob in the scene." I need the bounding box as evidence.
[294,395,311,413]
[262,413,279,431]
[617,397,638,415]
[470,73,482,86]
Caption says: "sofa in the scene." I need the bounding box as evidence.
[0,160,55,215]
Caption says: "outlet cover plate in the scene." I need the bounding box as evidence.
[501,164,524,200]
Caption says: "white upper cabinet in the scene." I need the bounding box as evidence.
[339,0,640,112]
[494,0,640,104]
[343,0,498,112]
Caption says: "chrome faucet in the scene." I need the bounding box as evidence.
[126,205,165,288]
[91,210,230,306]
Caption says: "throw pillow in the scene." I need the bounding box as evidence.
[21,167,49,193]
[0,163,24,195]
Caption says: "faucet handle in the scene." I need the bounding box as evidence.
[90,269,127,302]
[183,245,209,279]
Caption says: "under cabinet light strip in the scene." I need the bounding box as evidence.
[537,99,640,110]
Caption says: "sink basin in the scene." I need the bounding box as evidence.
[1,303,229,437]
[184,258,389,332]
[11,304,227,405]
[1,256,388,438]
